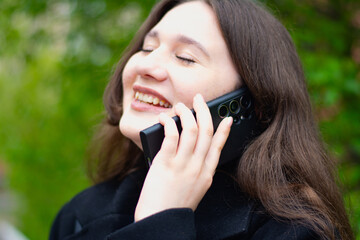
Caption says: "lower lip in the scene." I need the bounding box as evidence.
[131,100,171,113]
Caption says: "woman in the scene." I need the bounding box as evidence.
[50,0,353,239]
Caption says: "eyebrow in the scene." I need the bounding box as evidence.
[145,30,210,58]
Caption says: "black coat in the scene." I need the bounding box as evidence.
[50,163,320,240]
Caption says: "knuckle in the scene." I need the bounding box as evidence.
[214,144,223,154]
[167,132,179,143]
[202,173,213,188]
[170,135,179,143]
[188,168,200,179]
[205,127,214,137]
[218,128,229,137]
[187,125,198,135]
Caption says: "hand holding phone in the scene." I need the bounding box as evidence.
[140,87,260,167]
[135,93,234,221]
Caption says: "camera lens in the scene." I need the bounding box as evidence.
[241,110,253,120]
[240,96,251,109]
[233,116,240,124]
[218,105,229,118]
[229,100,240,113]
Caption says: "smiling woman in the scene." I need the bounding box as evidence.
[120,1,239,148]
[49,0,354,240]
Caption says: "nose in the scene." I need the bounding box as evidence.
[135,49,169,82]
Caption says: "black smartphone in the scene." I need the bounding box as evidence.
[140,87,260,167]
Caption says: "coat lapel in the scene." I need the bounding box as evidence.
[71,163,254,240]
[72,168,146,227]
[195,170,254,239]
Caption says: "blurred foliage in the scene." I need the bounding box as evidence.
[266,0,360,236]
[0,0,359,239]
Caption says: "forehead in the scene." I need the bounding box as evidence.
[151,1,221,43]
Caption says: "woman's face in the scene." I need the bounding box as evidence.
[120,1,240,148]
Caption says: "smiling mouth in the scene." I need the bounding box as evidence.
[134,91,173,108]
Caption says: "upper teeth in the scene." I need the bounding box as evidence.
[135,92,172,108]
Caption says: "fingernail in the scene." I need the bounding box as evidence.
[175,102,183,112]
[195,93,204,102]
[227,117,233,127]
[159,112,166,120]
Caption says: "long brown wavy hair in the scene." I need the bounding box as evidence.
[87,0,353,239]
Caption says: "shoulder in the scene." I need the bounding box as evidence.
[244,204,321,240]
[70,168,145,218]
[50,169,146,239]
[197,165,320,240]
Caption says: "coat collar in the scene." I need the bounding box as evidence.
[195,167,255,239]
[72,162,255,239]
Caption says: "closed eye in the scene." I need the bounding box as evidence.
[140,48,153,53]
[176,55,195,64]
[139,46,196,65]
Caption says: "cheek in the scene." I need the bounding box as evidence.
[172,72,213,107]
[175,84,197,104]
[171,73,198,105]
[122,65,136,89]
[172,70,238,108]
[122,55,140,90]
[121,60,139,108]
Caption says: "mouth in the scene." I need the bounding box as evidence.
[134,91,172,108]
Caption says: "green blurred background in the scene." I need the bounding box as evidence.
[0,0,359,239]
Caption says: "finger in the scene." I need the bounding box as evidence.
[204,117,233,174]
[175,102,198,159]
[192,94,213,162]
[156,113,179,161]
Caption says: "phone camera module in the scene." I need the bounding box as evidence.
[241,110,253,120]
[218,105,229,118]
[240,96,251,110]
[233,116,240,124]
[229,100,240,114]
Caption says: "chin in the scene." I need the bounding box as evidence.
[119,114,158,150]
[119,102,169,149]
[119,121,140,149]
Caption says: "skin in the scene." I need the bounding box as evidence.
[119,1,241,221]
